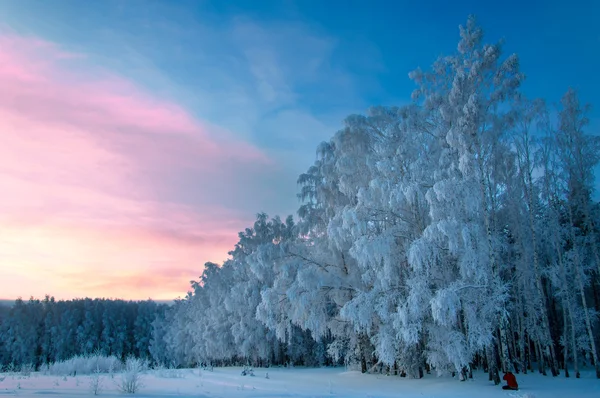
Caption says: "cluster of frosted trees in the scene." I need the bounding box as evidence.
[0,297,166,369]
[152,17,600,381]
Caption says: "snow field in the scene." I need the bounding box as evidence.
[0,367,598,398]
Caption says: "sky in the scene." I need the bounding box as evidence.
[0,0,598,301]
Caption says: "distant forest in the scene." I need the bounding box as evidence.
[0,297,167,368]
[1,16,599,381]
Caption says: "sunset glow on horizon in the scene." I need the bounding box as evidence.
[0,31,270,301]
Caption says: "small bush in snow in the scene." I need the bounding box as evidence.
[241,366,254,376]
[89,367,104,396]
[19,363,33,377]
[117,357,144,394]
[40,363,50,375]
[4,363,15,374]
[49,353,122,376]
[155,365,185,379]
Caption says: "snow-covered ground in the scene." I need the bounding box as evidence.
[0,366,598,397]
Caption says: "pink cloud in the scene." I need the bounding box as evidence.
[0,32,268,300]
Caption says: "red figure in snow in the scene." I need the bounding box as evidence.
[502,371,519,390]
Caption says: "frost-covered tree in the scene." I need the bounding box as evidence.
[142,15,600,383]
[291,128,374,370]
[507,97,560,376]
[406,15,523,381]
[553,89,600,378]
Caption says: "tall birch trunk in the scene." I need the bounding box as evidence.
[518,127,559,376]
[567,205,600,378]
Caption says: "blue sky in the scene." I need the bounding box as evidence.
[4,1,599,172]
[0,0,598,299]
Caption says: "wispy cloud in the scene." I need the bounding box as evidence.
[103,15,360,213]
[83,14,357,151]
[230,18,337,106]
[0,32,273,300]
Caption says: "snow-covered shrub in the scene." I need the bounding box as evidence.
[117,357,145,394]
[241,366,254,376]
[19,363,33,377]
[39,363,50,375]
[48,354,123,375]
[89,367,104,395]
[154,363,185,379]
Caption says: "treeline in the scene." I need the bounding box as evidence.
[0,296,167,369]
[150,16,600,381]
